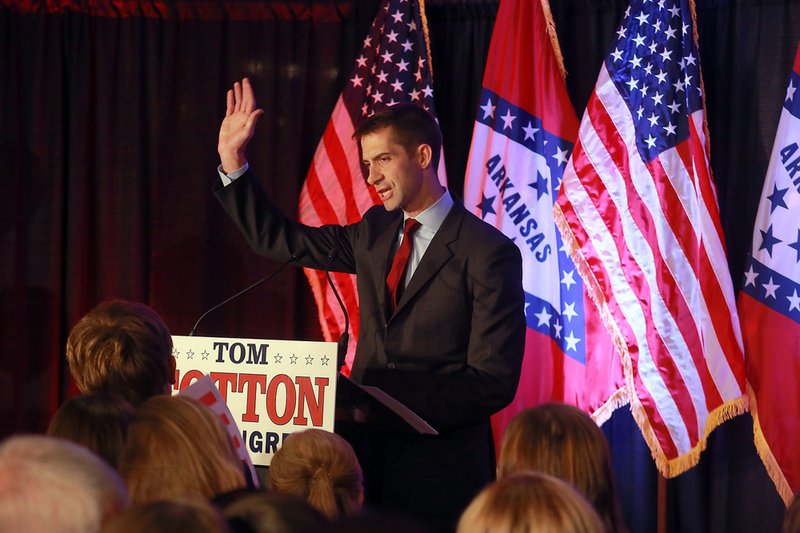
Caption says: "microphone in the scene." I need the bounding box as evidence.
[325,248,350,369]
[189,252,304,336]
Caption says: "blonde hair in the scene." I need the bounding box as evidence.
[457,472,604,533]
[0,435,129,532]
[268,429,363,519]
[120,396,246,504]
[498,403,626,532]
[66,300,174,406]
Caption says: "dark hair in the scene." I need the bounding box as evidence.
[66,299,174,406]
[353,103,442,169]
[220,490,328,533]
[47,392,135,469]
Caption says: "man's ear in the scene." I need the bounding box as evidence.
[417,143,433,169]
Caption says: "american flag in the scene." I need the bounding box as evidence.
[554,0,748,476]
[463,0,626,451]
[298,0,442,372]
[738,40,800,504]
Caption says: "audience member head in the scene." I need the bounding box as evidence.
[66,299,175,406]
[353,103,443,170]
[102,498,231,533]
[268,428,363,519]
[120,395,246,504]
[0,434,129,532]
[457,471,604,533]
[219,489,327,533]
[785,491,800,533]
[47,392,135,469]
[498,403,626,532]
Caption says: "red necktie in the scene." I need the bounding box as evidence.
[386,218,420,311]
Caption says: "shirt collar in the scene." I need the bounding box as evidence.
[403,189,453,233]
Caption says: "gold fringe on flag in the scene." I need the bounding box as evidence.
[539,0,567,80]
[418,0,434,80]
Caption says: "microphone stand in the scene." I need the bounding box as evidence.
[189,253,301,336]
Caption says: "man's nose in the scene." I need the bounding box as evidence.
[367,166,381,185]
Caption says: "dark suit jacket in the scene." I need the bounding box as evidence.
[215,170,525,528]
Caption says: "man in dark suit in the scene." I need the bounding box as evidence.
[214,78,525,529]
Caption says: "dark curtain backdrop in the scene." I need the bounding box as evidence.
[1,0,796,531]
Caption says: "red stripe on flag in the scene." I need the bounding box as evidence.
[322,122,362,223]
[304,164,338,225]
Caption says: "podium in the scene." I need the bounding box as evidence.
[335,372,438,435]
[170,334,436,469]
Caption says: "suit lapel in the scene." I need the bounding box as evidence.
[393,203,464,316]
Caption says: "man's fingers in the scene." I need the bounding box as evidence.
[225,89,234,117]
[233,81,243,112]
[245,108,265,132]
[241,78,255,114]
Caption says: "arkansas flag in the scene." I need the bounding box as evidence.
[738,41,800,504]
[554,0,748,477]
[463,0,626,449]
[298,0,443,373]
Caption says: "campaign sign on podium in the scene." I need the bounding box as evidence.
[171,335,337,466]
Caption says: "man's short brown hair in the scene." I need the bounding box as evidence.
[353,103,443,169]
[66,300,174,405]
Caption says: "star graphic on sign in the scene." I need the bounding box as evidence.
[560,269,577,290]
[172,348,179,358]
[553,146,570,166]
[763,277,780,300]
[186,350,194,360]
[290,354,298,364]
[759,224,782,257]
[788,229,800,262]
[564,331,581,351]
[201,350,209,360]
[788,289,800,312]
[500,109,515,130]
[767,183,789,213]
[305,354,314,365]
[562,302,578,322]
[477,194,496,219]
[321,355,330,366]
[743,265,758,286]
[534,306,552,327]
[523,121,539,141]
[274,354,283,364]
[528,171,549,200]
[480,98,496,120]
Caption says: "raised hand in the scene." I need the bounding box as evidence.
[217,78,265,173]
